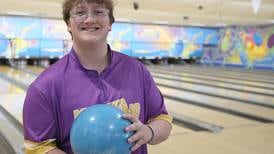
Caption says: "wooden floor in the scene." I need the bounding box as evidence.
[0,64,274,154]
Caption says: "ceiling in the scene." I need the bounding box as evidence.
[0,0,273,27]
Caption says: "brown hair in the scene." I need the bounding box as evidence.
[62,0,115,25]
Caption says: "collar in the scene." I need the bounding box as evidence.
[69,44,114,75]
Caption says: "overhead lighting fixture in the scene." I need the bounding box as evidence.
[6,11,32,16]
[215,23,227,27]
[36,12,47,17]
[215,12,223,18]
[251,0,262,14]
[190,23,205,27]
[116,18,131,22]
[152,20,169,25]
[268,19,274,23]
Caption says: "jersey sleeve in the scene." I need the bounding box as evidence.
[23,85,58,154]
[141,65,173,124]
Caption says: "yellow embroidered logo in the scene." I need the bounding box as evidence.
[73,107,87,119]
[108,98,140,117]
[73,98,140,119]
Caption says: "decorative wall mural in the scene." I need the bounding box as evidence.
[202,26,274,69]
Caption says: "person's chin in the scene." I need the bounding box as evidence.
[81,37,100,44]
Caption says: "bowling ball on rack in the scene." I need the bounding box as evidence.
[70,104,133,154]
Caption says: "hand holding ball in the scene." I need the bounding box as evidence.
[70,104,133,154]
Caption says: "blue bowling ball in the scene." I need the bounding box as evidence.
[70,104,133,154]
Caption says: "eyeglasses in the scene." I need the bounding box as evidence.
[70,9,109,22]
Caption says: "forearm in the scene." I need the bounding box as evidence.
[147,119,172,145]
[46,148,66,154]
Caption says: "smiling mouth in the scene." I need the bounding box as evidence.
[81,27,100,32]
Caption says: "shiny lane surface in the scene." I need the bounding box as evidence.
[1,64,274,154]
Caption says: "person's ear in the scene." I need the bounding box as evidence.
[108,24,112,32]
[67,21,71,33]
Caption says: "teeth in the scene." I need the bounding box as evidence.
[82,27,99,31]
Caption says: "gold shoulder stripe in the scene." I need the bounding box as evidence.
[24,139,57,154]
[149,114,173,124]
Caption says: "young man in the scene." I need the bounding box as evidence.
[23,0,172,153]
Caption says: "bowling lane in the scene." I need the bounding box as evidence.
[170,124,194,135]
[154,77,274,106]
[151,72,274,96]
[0,78,24,94]
[149,69,274,91]
[0,106,24,154]
[3,64,273,154]
[183,65,274,79]
[149,123,274,154]
[159,86,274,121]
[0,93,25,123]
[150,65,274,82]
[0,66,36,85]
[165,98,259,128]
[25,65,44,74]
[0,66,31,123]
[0,78,25,123]
[0,73,24,153]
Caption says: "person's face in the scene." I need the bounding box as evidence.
[68,1,112,44]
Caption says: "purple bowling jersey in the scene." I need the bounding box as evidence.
[23,46,172,154]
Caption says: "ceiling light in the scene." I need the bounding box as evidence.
[116,18,131,22]
[251,0,262,14]
[6,11,31,16]
[152,20,169,25]
[215,23,227,27]
[190,23,205,27]
[268,19,274,23]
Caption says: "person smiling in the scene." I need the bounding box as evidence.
[23,0,172,154]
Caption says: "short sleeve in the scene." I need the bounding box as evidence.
[23,85,57,153]
[142,65,172,123]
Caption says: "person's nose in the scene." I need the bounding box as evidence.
[84,13,97,23]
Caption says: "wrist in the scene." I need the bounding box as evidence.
[146,125,154,144]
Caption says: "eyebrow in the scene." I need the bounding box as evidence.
[73,6,107,11]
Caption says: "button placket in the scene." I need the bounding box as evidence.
[97,77,107,103]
